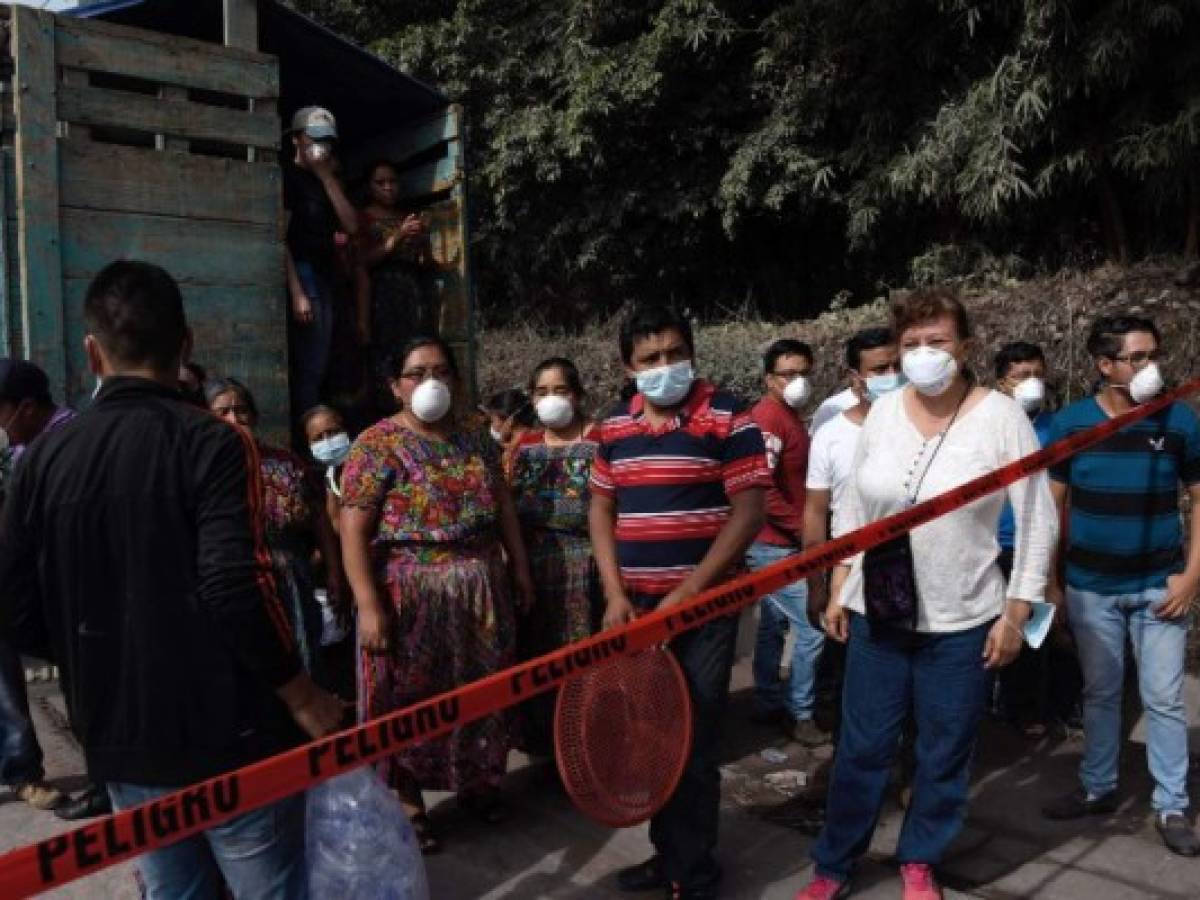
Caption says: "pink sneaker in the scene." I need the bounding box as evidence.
[795,874,850,900]
[899,863,942,900]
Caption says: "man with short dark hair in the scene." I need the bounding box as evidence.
[0,358,72,812]
[1041,315,1200,857]
[991,341,1081,737]
[591,306,769,899]
[804,327,901,620]
[745,338,828,746]
[0,261,346,896]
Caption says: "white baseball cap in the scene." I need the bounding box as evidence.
[290,106,338,140]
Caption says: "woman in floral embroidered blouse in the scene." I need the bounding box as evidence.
[339,336,534,853]
[509,357,601,753]
[206,378,345,676]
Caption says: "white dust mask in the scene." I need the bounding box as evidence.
[782,375,812,409]
[902,347,958,397]
[1012,377,1045,415]
[1129,363,1164,404]
[536,395,575,429]
[409,379,452,423]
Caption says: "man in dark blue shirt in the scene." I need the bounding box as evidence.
[1041,316,1200,857]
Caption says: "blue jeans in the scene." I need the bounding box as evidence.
[813,613,992,880]
[0,638,43,786]
[746,543,824,720]
[289,260,336,417]
[107,784,307,900]
[1066,585,1189,813]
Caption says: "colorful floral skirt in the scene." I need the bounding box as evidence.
[516,529,599,754]
[360,539,515,792]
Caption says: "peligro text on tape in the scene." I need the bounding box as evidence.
[2,375,1198,899]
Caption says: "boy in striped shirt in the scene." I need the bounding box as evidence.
[590,306,769,899]
[1041,315,1200,857]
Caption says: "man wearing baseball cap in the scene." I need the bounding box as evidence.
[284,105,359,418]
[0,358,72,812]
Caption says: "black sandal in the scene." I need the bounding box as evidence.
[410,813,443,854]
[460,790,510,825]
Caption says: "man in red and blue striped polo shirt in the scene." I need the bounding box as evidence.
[589,306,769,900]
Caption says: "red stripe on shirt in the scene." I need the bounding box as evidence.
[229,424,296,652]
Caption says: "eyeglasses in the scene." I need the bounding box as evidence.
[1109,350,1161,366]
[399,367,454,382]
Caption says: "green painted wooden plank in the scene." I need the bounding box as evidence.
[223,0,259,51]
[396,154,460,199]
[56,15,279,99]
[59,209,284,287]
[59,140,280,225]
[13,6,66,396]
[58,83,280,150]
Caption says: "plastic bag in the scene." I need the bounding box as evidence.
[306,768,430,900]
[313,589,351,647]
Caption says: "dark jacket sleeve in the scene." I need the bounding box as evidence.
[194,424,302,689]
[0,459,50,654]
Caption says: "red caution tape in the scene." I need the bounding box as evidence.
[2,377,1198,897]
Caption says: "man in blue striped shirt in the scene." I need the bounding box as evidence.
[1041,315,1200,857]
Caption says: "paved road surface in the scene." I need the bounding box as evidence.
[3,653,1199,898]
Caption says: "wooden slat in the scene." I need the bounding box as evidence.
[248,97,277,164]
[58,83,279,150]
[155,84,189,152]
[59,209,283,288]
[59,141,279,226]
[396,154,460,198]
[12,6,66,395]
[55,15,279,99]
[223,0,259,51]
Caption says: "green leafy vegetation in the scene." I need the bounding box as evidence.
[292,0,1200,321]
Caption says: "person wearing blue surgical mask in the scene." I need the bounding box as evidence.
[591,306,770,898]
[303,404,352,535]
[802,327,900,730]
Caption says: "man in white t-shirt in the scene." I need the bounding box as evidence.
[803,327,901,619]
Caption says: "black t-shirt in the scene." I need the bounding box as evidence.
[284,165,338,270]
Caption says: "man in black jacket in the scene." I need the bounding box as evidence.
[0,261,344,898]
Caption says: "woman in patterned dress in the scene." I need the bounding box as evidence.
[339,336,535,853]
[206,379,345,676]
[509,358,601,753]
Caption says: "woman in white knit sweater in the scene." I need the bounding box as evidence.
[798,288,1057,900]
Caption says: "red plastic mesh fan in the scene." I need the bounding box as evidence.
[554,648,693,827]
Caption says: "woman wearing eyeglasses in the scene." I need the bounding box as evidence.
[339,335,535,853]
